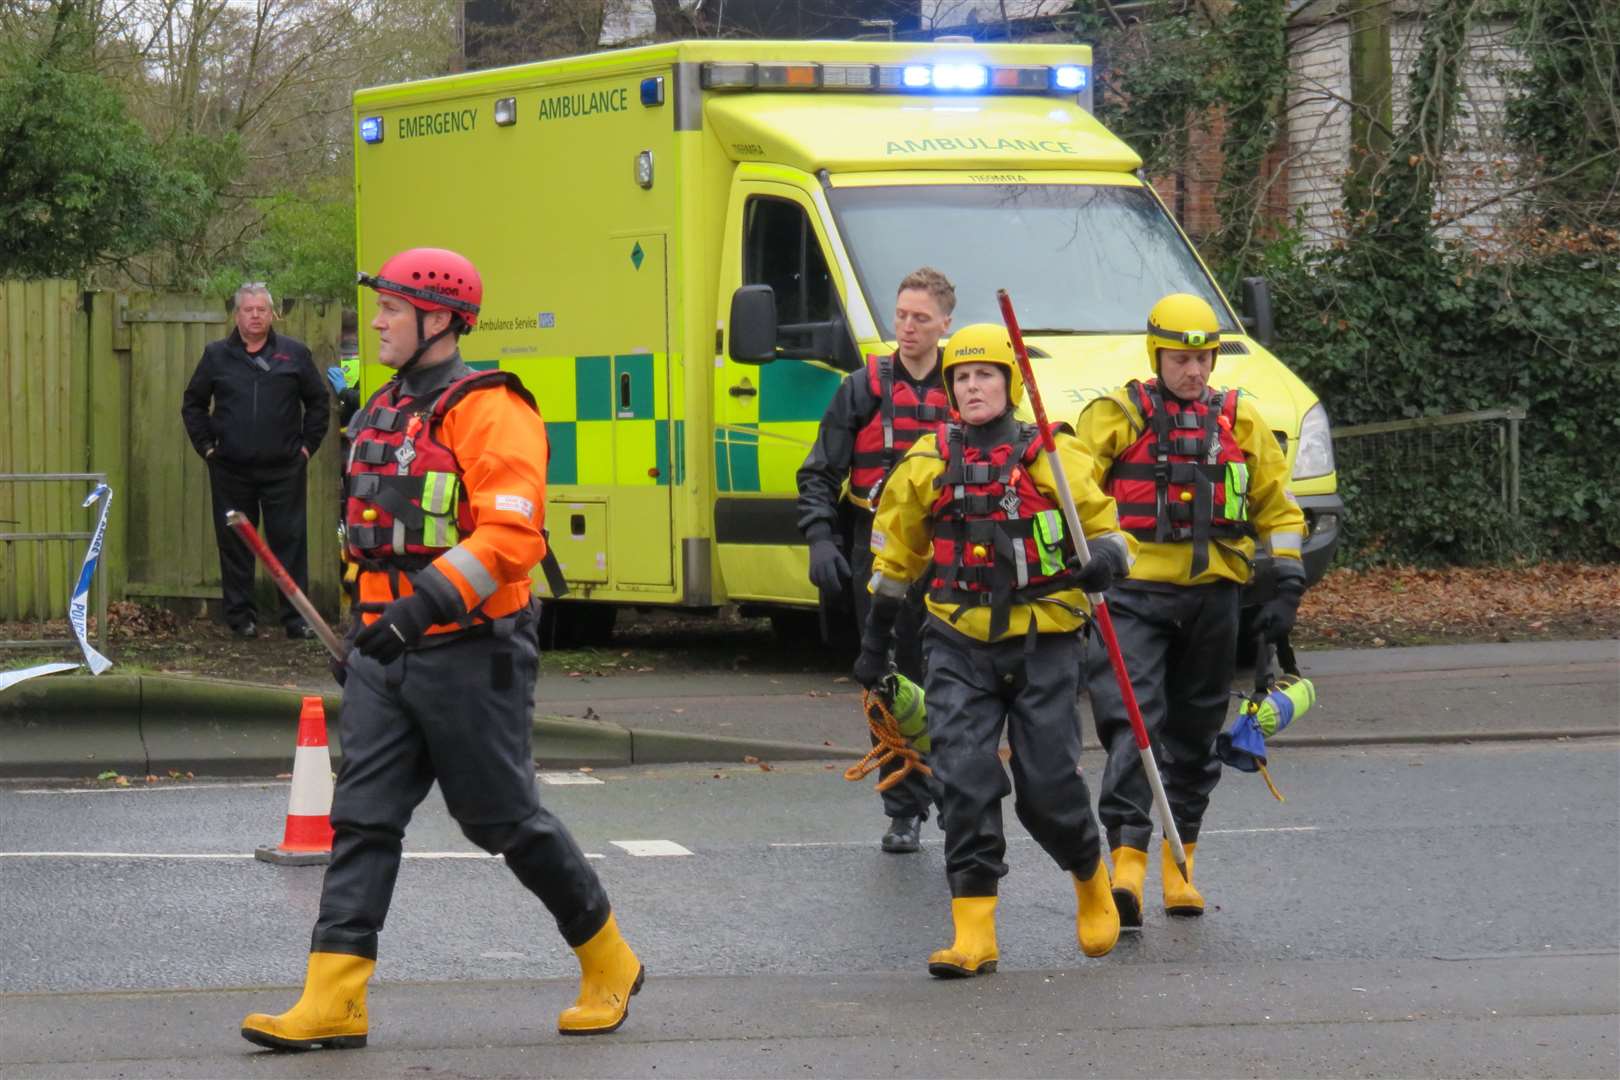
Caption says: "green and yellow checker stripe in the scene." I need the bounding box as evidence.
[490,354,683,488]
[715,360,844,493]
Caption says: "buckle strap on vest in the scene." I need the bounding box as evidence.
[361,406,406,433]
[353,440,392,466]
[878,355,896,456]
[1109,461,1226,484]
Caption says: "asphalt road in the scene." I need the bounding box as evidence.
[3,734,1617,1078]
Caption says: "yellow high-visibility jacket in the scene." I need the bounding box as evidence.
[1075,386,1305,587]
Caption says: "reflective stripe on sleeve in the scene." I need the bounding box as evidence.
[1267,530,1303,556]
[870,571,911,599]
[442,544,500,602]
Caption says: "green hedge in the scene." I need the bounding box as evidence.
[1257,238,1620,565]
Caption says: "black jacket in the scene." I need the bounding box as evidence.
[795,350,942,545]
[181,328,329,467]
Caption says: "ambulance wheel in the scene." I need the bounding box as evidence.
[542,603,617,648]
[769,609,821,646]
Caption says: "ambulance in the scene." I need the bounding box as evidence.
[352,39,1342,643]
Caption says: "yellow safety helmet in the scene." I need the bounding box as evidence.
[940,323,1024,413]
[1146,293,1222,372]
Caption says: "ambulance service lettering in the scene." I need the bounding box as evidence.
[539,87,628,121]
[884,137,1077,155]
[398,108,478,139]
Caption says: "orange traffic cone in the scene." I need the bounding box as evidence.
[256,696,335,866]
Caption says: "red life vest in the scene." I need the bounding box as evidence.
[850,353,951,507]
[928,420,1078,639]
[1105,378,1254,577]
[344,371,530,566]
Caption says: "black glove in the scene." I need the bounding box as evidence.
[1073,553,1117,594]
[1253,578,1305,643]
[808,538,851,592]
[353,592,442,663]
[1068,539,1127,595]
[852,592,902,689]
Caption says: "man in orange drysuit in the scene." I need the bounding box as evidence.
[241,248,643,1052]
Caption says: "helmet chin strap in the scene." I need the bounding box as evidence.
[395,308,457,378]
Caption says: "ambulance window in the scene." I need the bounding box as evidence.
[743,198,836,326]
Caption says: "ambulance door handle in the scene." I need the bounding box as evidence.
[728,381,757,398]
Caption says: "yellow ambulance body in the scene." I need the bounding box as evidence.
[353,40,1342,636]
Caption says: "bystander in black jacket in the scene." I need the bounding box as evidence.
[180,326,329,637]
[182,328,329,466]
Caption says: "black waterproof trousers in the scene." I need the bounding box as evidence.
[923,619,1103,897]
[851,513,937,821]
[207,458,308,630]
[1085,581,1241,852]
[311,604,610,959]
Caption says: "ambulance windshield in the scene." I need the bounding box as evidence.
[827,183,1237,338]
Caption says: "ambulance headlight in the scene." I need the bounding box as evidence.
[359,116,384,144]
[1053,65,1087,91]
[493,97,517,126]
[933,63,987,91]
[1292,403,1335,479]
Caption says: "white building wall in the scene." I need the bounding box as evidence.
[1286,14,1521,246]
[1286,16,1353,244]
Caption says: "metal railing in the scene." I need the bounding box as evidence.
[1332,408,1524,516]
[0,473,110,653]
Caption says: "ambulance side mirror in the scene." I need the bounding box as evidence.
[777,313,859,371]
[1240,277,1275,348]
[728,285,779,365]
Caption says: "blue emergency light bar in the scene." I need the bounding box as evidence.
[699,60,1092,101]
[359,116,384,143]
[1053,65,1087,91]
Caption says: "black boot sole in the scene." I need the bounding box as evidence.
[1113,887,1143,929]
[928,959,997,979]
[559,966,645,1036]
[240,1028,367,1052]
[1165,905,1204,918]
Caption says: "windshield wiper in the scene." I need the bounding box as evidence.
[1015,328,1132,336]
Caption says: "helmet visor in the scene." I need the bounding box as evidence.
[357,271,479,318]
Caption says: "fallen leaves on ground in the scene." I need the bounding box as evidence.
[5,566,1614,688]
[1296,563,1620,647]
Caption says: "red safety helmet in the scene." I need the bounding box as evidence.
[359,248,482,332]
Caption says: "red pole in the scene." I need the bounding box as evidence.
[995,289,1190,882]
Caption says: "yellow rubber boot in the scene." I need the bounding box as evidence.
[927,896,999,978]
[1162,840,1203,916]
[240,952,373,1051]
[1110,846,1148,930]
[1073,862,1121,957]
[558,913,644,1035]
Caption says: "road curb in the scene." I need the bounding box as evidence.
[0,675,866,779]
[1269,727,1619,749]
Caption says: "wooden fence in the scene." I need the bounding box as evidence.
[0,281,343,622]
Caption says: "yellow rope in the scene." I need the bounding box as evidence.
[1256,761,1285,802]
[845,689,932,792]
[1241,701,1286,802]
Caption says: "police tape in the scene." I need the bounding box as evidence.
[0,482,113,692]
[70,483,113,675]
